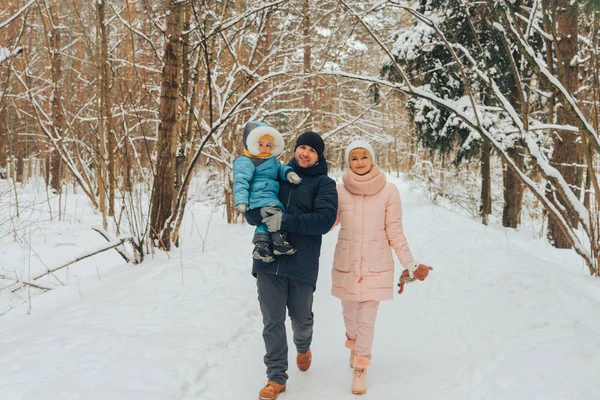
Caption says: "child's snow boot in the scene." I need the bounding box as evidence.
[296,348,312,371]
[258,380,286,400]
[253,242,275,263]
[351,356,370,395]
[271,231,296,255]
[345,338,356,368]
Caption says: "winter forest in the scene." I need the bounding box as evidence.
[1,0,600,399]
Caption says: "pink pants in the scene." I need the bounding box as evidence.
[342,300,380,358]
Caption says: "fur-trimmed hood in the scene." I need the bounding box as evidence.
[242,121,284,156]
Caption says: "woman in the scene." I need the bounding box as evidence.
[332,140,432,395]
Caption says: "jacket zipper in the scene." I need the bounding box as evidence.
[275,186,294,275]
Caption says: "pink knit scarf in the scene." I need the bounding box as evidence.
[342,164,387,195]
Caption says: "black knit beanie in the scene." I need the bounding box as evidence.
[295,131,324,158]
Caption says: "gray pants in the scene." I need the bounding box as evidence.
[256,273,314,385]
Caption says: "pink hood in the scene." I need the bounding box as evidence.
[331,165,414,302]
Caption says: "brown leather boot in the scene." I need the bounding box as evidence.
[296,348,312,372]
[258,381,286,400]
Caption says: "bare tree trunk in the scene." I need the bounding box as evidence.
[120,0,137,192]
[97,0,116,225]
[44,150,50,187]
[50,149,61,192]
[149,0,186,250]
[171,11,203,247]
[480,138,492,225]
[302,0,312,129]
[27,157,33,180]
[547,0,581,248]
[502,145,524,227]
[0,107,7,176]
[124,0,136,90]
[225,175,235,224]
[175,4,192,193]
[16,131,24,182]
[46,0,66,194]
[495,0,525,229]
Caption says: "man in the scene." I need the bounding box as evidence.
[244,131,338,400]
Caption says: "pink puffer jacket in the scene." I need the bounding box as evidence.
[331,164,414,302]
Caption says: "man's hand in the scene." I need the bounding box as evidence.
[260,206,280,218]
[236,203,248,213]
[262,211,283,232]
[287,171,302,185]
[414,264,433,281]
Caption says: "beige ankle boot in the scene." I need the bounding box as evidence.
[345,338,356,368]
[351,356,370,395]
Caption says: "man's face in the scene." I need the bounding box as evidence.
[294,145,319,168]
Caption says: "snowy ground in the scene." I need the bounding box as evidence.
[1,176,599,400]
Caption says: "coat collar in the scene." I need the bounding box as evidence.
[288,155,328,177]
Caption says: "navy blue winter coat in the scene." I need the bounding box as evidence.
[245,155,338,289]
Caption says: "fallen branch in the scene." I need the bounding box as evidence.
[92,227,134,263]
[32,236,133,282]
[11,280,51,293]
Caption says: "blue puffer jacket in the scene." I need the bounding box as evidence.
[245,155,338,289]
[233,156,292,209]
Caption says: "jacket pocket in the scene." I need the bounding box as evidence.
[367,242,394,273]
[333,239,351,272]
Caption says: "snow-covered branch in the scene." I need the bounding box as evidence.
[0,0,35,30]
[0,46,23,65]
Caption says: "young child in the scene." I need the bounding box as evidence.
[332,140,433,394]
[233,121,302,263]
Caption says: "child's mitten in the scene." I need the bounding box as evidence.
[287,172,302,185]
[236,203,248,213]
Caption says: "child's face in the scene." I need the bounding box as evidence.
[258,138,272,155]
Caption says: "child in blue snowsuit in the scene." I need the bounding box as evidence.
[233,121,302,263]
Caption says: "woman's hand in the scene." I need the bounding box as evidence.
[414,264,433,281]
[397,270,410,294]
[397,264,433,294]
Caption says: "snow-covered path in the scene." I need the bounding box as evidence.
[197,178,600,400]
[1,177,600,400]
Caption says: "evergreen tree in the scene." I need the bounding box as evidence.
[383,0,544,227]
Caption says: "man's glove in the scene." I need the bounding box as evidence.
[287,171,302,185]
[260,205,280,218]
[236,203,248,213]
[262,211,283,232]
